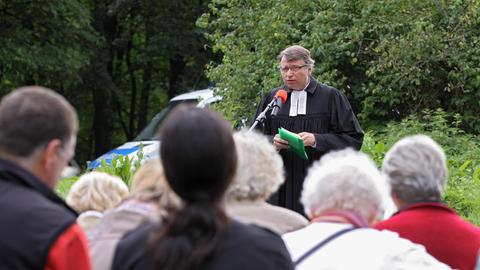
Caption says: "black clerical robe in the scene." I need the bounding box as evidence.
[253,77,364,214]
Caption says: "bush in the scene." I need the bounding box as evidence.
[56,176,79,199]
[57,147,144,198]
[362,109,480,224]
[94,153,143,188]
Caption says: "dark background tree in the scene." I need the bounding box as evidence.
[0,0,212,165]
[0,0,95,91]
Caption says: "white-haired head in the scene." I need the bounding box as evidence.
[66,171,129,213]
[227,129,284,201]
[382,135,447,204]
[301,149,386,223]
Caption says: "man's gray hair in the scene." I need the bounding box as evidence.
[227,130,284,201]
[301,149,386,221]
[382,135,447,203]
[278,45,315,66]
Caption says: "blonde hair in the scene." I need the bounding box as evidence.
[130,158,182,211]
[66,171,129,213]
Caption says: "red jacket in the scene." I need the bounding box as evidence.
[0,157,91,270]
[44,223,91,270]
[375,202,480,270]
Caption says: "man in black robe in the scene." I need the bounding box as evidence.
[253,45,364,215]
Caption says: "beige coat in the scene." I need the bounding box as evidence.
[226,200,308,235]
[87,200,161,270]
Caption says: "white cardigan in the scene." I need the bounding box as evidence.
[282,222,451,270]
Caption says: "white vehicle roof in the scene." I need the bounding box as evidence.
[170,88,222,107]
[170,89,212,101]
[88,88,222,170]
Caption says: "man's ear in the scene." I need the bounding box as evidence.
[391,191,404,209]
[41,139,62,167]
[36,139,63,188]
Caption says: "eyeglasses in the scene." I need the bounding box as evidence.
[279,64,308,73]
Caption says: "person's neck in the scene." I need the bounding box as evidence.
[292,77,310,91]
[310,210,370,228]
[0,151,53,189]
[0,151,34,173]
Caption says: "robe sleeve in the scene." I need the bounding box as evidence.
[313,90,364,152]
[252,91,275,142]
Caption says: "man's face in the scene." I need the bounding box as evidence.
[47,136,76,188]
[279,56,312,91]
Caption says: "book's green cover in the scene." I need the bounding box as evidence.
[278,127,308,160]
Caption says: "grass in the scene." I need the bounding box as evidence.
[56,176,78,199]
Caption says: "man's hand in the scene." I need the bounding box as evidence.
[273,133,290,150]
[298,132,316,147]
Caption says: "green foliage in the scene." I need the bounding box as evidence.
[56,146,145,198]
[0,0,97,91]
[361,109,480,224]
[94,146,144,187]
[56,176,80,199]
[200,0,480,131]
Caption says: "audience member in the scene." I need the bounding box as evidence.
[225,130,307,234]
[283,149,450,269]
[476,253,480,270]
[77,211,105,232]
[375,135,480,270]
[88,159,181,270]
[66,171,129,231]
[0,86,91,269]
[112,105,294,270]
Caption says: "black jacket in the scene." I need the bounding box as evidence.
[253,77,364,214]
[0,157,77,270]
[113,220,294,270]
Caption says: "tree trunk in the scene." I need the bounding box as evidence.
[136,3,155,134]
[90,1,116,157]
[126,36,137,139]
[167,54,186,99]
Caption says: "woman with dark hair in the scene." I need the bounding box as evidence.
[112,104,294,270]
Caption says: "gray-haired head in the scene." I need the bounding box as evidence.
[382,135,447,204]
[301,149,386,223]
[278,45,315,67]
[227,129,284,201]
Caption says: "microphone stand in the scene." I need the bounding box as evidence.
[249,98,276,132]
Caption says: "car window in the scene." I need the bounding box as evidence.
[134,100,197,141]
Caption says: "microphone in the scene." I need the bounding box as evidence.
[248,89,288,132]
[271,89,288,116]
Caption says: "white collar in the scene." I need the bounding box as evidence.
[289,90,307,116]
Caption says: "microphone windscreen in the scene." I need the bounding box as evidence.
[275,89,288,103]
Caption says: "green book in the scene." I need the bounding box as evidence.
[278,127,308,160]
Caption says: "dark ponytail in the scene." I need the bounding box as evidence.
[150,203,227,270]
[149,105,237,270]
